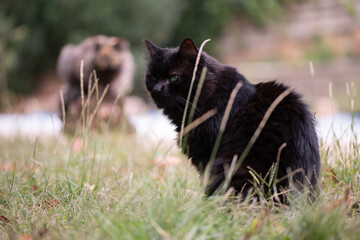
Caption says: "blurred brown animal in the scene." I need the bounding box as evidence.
[57,35,135,131]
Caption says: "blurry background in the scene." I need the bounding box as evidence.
[0,0,359,114]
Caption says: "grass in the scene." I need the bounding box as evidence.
[0,114,359,239]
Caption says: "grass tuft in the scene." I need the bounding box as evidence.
[0,111,358,239]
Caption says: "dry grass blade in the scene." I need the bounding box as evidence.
[222,154,239,192]
[59,90,66,129]
[209,82,243,161]
[182,67,209,149]
[86,72,94,117]
[224,89,291,191]
[79,60,87,133]
[88,84,110,127]
[203,82,243,187]
[327,186,354,211]
[80,60,85,109]
[179,39,211,148]
[237,89,291,165]
[88,72,93,100]
[188,67,207,123]
[220,83,243,132]
[106,76,131,126]
[76,71,98,131]
[182,109,217,135]
[205,88,290,191]
[150,220,170,240]
[271,142,287,185]
[83,79,98,113]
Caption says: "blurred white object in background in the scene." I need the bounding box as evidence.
[129,110,177,142]
[0,109,358,146]
[317,112,360,144]
[130,110,360,145]
[0,112,62,138]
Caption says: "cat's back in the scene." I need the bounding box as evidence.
[241,81,310,124]
[240,81,319,153]
[221,80,320,187]
[230,81,309,132]
[224,81,317,159]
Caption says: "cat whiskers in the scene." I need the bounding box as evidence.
[173,95,204,116]
[166,95,184,113]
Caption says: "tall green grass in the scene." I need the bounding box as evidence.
[2,105,360,240]
[0,123,359,239]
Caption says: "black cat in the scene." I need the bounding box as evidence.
[144,38,320,199]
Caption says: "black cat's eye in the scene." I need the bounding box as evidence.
[151,76,157,82]
[170,74,179,82]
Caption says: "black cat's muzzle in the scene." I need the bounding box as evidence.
[150,82,170,103]
[152,81,169,94]
[150,90,168,108]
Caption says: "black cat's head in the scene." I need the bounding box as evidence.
[144,38,200,113]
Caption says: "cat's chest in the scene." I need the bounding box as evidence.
[181,114,222,159]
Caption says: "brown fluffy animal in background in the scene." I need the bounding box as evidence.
[57,35,135,131]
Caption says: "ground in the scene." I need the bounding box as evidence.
[0,115,359,239]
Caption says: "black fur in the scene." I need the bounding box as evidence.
[144,38,321,198]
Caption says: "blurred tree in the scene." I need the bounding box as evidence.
[0,0,184,94]
[171,0,298,46]
[229,0,295,26]
[0,0,298,95]
[169,0,231,48]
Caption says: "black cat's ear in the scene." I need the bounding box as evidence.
[178,38,198,56]
[144,38,161,59]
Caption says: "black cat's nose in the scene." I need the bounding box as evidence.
[152,82,168,94]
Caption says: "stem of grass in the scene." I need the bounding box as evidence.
[179,39,211,149]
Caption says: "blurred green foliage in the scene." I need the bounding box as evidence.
[305,35,336,62]
[0,0,296,95]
